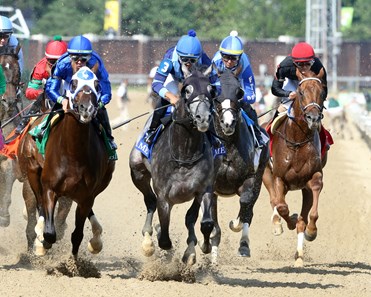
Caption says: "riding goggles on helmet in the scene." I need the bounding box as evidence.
[0,33,11,39]
[221,54,239,62]
[294,60,314,68]
[70,54,91,63]
[179,56,199,64]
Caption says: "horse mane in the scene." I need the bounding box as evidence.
[0,45,20,59]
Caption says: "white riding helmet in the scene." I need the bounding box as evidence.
[0,16,13,34]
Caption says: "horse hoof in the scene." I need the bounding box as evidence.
[0,215,10,227]
[238,241,251,257]
[142,232,155,257]
[229,219,242,232]
[88,238,103,254]
[294,257,304,267]
[272,223,283,236]
[304,230,317,241]
[33,238,47,256]
[182,252,196,266]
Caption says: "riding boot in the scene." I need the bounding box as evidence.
[97,107,117,150]
[15,98,42,135]
[242,103,265,148]
[144,98,168,145]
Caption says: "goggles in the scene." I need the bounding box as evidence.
[70,54,91,63]
[179,56,198,64]
[221,54,239,62]
[0,33,11,39]
[46,59,58,66]
[294,60,314,68]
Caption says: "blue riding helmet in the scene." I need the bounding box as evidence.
[67,35,93,55]
[0,16,13,34]
[219,31,244,56]
[176,29,202,58]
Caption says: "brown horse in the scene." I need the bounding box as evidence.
[0,46,22,227]
[262,68,328,267]
[17,66,115,257]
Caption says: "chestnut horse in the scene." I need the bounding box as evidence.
[17,67,115,257]
[129,67,217,265]
[262,68,328,267]
[0,46,22,227]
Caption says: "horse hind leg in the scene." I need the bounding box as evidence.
[22,180,38,250]
[87,210,103,254]
[55,196,73,241]
[0,159,16,227]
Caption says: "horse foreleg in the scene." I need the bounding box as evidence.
[71,204,91,257]
[157,200,172,250]
[22,180,38,250]
[273,178,297,231]
[0,159,16,227]
[183,199,200,265]
[199,191,214,256]
[42,189,57,247]
[304,173,322,241]
[210,193,221,264]
[87,210,103,254]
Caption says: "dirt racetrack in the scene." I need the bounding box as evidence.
[1,89,370,297]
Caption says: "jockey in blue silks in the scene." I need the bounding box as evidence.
[46,35,116,150]
[144,29,212,144]
[0,15,24,75]
[209,30,264,148]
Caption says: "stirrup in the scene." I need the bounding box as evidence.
[144,129,157,145]
[109,139,117,150]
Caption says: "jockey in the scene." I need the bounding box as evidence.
[46,35,117,150]
[0,15,24,75]
[15,36,68,134]
[144,29,212,144]
[210,30,264,148]
[271,42,328,114]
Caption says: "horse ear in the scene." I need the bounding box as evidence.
[70,79,78,93]
[234,64,243,77]
[203,64,213,77]
[236,88,244,100]
[317,68,325,80]
[91,62,99,74]
[208,85,217,98]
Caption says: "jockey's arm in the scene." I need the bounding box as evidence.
[152,59,176,102]
[94,61,112,106]
[240,66,256,105]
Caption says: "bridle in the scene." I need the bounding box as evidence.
[297,77,324,122]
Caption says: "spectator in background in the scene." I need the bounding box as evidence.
[116,78,129,120]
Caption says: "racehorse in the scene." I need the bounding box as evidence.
[17,66,115,257]
[129,66,217,265]
[0,45,22,227]
[262,68,327,267]
[203,68,269,263]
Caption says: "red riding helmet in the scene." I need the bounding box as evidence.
[45,35,68,59]
[291,42,315,62]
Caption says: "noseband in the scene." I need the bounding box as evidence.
[297,77,324,122]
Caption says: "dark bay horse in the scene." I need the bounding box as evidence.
[204,68,269,263]
[129,67,217,265]
[17,66,115,257]
[262,68,327,267]
[0,46,22,227]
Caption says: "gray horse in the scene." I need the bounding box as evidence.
[203,68,270,263]
[129,66,218,265]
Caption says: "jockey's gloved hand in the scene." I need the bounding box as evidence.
[101,94,110,105]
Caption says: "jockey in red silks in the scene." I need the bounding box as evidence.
[15,36,68,135]
[270,42,333,153]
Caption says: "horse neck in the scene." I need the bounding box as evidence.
[286,99,316,140]
[58,113,94,154]
[171,106,205,157]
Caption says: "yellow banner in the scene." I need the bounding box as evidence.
[104,0,120,32]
